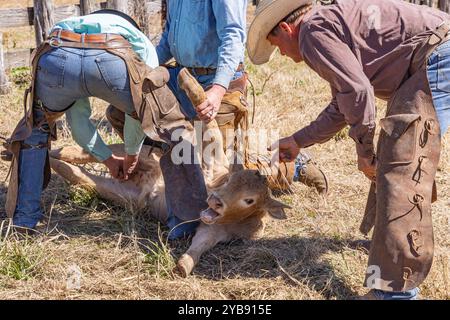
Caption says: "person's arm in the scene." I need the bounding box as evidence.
[65,98,112,162]
[211,0,247,89]
[155,10,173,65]
[299,22,376,160]
[293,95,347,148]
[273,96,347,164]
[121,114,146,180]
[124,114,145,156]
[65,99,124,179]
[196,0,246,122]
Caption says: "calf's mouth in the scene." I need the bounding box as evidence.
[200,208,222,224]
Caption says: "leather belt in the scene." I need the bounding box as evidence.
[47,29,132,49]
[428,21,450,46]
[184,63,245,76]
[49,30,125,43]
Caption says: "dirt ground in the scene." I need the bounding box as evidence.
[0,2,448,300]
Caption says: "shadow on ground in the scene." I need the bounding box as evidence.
[187,235,362,299]
[1,175,367,300]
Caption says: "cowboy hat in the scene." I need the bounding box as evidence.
[247,0,312,65]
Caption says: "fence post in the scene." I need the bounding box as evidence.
[34,0,55,46]
[129,0,150,36]
[107,0,129,13]
[0,32,11,95]
[80,0,100,15]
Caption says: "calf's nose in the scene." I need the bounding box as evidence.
[208,194,224,211]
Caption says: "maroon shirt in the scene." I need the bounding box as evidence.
[293,0,448,159]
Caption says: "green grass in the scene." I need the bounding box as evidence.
[0,240,46,281]
[8,67,31,87]
[68,186,99,208]
[143,237,176,279]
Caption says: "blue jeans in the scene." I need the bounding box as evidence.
[14,115,48,228]
[163,65,243,239]
[427,40,450,136]
[14,47,134,228]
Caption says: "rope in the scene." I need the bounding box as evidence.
[165,217,202,245]
[247,77,257,125]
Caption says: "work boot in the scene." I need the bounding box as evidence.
[293,152,328,196]
[359,287,420,300]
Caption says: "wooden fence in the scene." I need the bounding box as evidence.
[1,0,450,94]
[0,0,162,93]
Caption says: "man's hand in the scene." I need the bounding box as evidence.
[196,84,226,122]
[103,154,124,179]
[269,135,300,163]
[123,153,139,180]
[358,155,377,182]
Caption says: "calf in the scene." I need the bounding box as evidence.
[49,142,290,277]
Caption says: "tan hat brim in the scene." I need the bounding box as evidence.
[247,0,311,65]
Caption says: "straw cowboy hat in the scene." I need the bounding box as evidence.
[247,0,312,65]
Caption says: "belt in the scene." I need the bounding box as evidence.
[428,21,450,46]
[47,30,132,49]
[184,63,245,76]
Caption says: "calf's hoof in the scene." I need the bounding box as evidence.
[177,254,195,278]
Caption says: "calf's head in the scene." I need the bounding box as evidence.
[201,170,291,225]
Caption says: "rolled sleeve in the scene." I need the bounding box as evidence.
[211,0,247,89]
[156,15,173,65]
[300,22,376,158]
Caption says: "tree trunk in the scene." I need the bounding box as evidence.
[0,32,11,95]
[80,0,100,15]
[34,0,55,46]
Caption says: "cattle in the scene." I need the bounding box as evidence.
[49,121,291,277]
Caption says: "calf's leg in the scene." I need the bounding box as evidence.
[177,224,230,277]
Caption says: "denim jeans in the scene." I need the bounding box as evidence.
[13,110,49,228]
[163,65,243,239]
[14,47,135,228]
[427,40,450,136]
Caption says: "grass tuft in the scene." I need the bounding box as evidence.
[143,236,176,279]
[0,239,46,281]
[68,186,99,208]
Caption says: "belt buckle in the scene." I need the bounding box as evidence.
[49,37,63,48]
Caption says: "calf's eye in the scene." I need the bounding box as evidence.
[244,199,255,205]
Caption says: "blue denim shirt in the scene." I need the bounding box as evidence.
[156,0,247,89]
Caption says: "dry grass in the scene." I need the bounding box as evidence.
[0,5,449,300]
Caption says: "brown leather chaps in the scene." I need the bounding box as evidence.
[362,66,441,292]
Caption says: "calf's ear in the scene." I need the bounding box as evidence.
[265,198,291,220]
